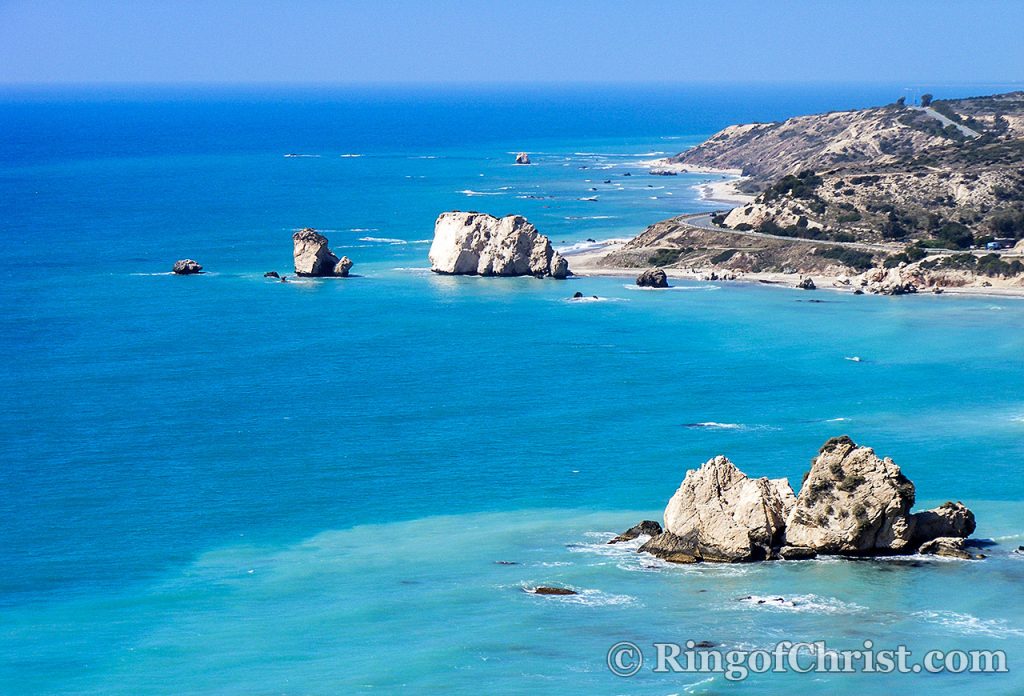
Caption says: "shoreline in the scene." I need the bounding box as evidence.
[563,248,1024,299]
[637,157,755,207]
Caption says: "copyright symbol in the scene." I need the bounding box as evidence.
[607,641,643,677]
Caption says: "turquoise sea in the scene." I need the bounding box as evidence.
[2,84,1023,694]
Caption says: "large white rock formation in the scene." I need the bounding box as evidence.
[428,212,569,278]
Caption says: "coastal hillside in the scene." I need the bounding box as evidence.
[598,92,1024,291]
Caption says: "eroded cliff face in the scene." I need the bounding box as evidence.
[429,212,569,278]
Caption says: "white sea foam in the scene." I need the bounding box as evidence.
[521,584,638,607]
[458,189,504,196]
[359,237,408,244]
[283,153,320,158]
[339,153,363,158]
[685,422,744,430]
[825,417,850,422]
[347,228,379,233]
[738,594,866,615]
[623,284,721,292]
[912,611,1024,638]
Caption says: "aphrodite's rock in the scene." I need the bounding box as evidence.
[293,228,352,277]
[428,212,569,278]
[172,259,203,275]
[636,268,669,288]
[646,456,794,563]
[912,501,976,542]
[784,436,916,554]
[608,520,663,544]
[797,277,816,290]
[919,536,975,560]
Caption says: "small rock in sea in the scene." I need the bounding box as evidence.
[514,152,531,165]
[572,292,584,299]
[933,287,944,294]
[603,180,611,184]
[586,238,596,243]
[280,276,288,282]
[636,268,669,288]
[797,277,816,290]
[1016,546,1024,554]
[264,271,280,278]
[172,259,203,275]
[693,641,717,649]
[494,560,519,565]
[623,172,631,176]
[853,288,864,295]
[529,586,578,596]
[608,520,663,544]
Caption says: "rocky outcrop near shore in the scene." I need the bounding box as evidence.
[641,456,794,563]
[429,212,569,278]
[636,436,977,564]
[785,436,917,554]
[172,259,203,275]
[293,228,353,277]
[515,152,531,165]
[636,268,669,288]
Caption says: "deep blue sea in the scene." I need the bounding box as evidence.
[2,84,1023,694]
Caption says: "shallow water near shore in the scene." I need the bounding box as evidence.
[2,84,1024,693]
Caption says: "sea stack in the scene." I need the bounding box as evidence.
[428,212,569,278]
[292,228,353,277]
[514,152,531,165]
[635,436,977,563]
[172,259,203,275]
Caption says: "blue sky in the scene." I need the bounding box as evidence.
[1,0,1022,85]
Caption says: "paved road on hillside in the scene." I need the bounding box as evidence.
[908,105,982,138]
[677,212,901,253]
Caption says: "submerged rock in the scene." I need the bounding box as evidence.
[428,212,569,278]
[515,152,531,165]
[608,520,663,544]
[784,436,917,554]
[529,586,577,596]
[919,536,977,560]
[172,259,203,275]
[636,268,669,288]
[645,456,795,563]
[293,228,353,277]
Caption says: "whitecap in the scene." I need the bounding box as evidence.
[283,153,320,158]
[912,611,1024,639]
[359,237,407,244]
[339,153,363,158]
[684,422,744,430]
[458,189,504,196]
[348,228,379,233]
[738,594,866,615]
[624,284,722,292]
[521,584,638,607]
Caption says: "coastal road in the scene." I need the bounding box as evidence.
[908,106,982,138]
[677,212,902,253]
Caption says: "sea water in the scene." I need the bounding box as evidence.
[2,84,1023,694]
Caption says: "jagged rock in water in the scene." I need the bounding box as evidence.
[264,271,280,279]
[172,259,203,275]
[529,586,577,595]
[642,456,795,563]
[912,501,976,543]
[784,436,917,554]
[608,520,663,544]
[515,152,531,165]
[777,545,817,560]
[428,212,569,278]
[293,228,353,277]
[636,268,669,288]
[918,536,977,560]
[334,256,353,277]
[797,277,816,290]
